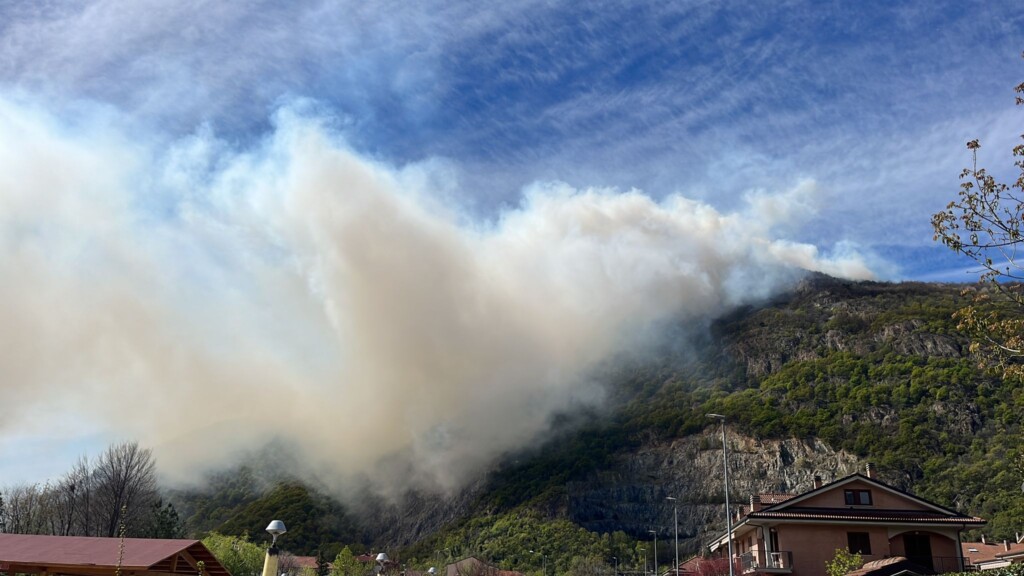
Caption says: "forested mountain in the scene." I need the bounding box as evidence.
[169,275,1023,569]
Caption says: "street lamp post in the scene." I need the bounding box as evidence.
[529,550,545,576]
[612,557,618,576]
[707,414,734,576]
[639,548,646,576]
[649,530,657,576]
[666,497,678,576]
[262,520,286,576]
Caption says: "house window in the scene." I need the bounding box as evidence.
[844,489,872,505]
[848,532,872,555]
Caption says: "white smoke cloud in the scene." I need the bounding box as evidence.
[0,98,875,494]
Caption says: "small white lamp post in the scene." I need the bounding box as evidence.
[529,550,545,576]
[267,520,287,546]
[649,530,657,576]
[262,521,287,576]
[707,414,734,576]
[666,497,679,576]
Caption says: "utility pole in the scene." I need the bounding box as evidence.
[666,497,679,576]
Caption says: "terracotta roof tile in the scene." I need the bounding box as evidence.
[292,556,331,569]
[748,507,984,524]
[844,556,933,576]
[962,541,1024,565]
[757,493,795,505]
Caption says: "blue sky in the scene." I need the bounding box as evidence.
[2,1,1021,271]
[0,1,1021,488]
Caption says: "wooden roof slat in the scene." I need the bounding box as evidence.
[0,535,232,576]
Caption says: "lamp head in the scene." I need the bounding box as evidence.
[706,413,725,420]
[376,553,390,563]
[428,569,437,575]
[266,520,287,545]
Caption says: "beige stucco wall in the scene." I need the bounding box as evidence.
[797,481,933,511]
[888,529,961,562]
[758,524,961,576]
[774,524,893,575]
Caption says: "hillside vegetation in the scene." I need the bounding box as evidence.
[174,276,1024,569]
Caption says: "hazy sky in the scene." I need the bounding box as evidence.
[1,1,1021,490]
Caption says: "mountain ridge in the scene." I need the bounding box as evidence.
[171,276,1023,566]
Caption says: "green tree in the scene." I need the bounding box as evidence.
[566,556,610,576]
[145,500,184,539]
[825,549,862,576]
[202,532,266,576]
[316,549,331,576]
[932,53,1024,381]
[331,547,364,576]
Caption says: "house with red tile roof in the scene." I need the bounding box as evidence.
[961,536,1024,570]
[286,555,333,576]
[706,466,985,575]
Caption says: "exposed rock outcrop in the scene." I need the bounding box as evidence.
[566,431,862,553]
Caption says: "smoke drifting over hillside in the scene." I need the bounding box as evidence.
[0,100,874,495]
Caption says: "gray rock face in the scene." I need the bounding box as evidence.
[565,431,861,555]
[364,430,864,552]
[873,320,962,358]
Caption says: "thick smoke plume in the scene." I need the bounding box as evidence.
[0,100,873,495]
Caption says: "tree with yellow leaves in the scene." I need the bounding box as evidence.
[932,53,1024,381]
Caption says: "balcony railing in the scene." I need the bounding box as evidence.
[854,555,967,574]
[738,551,792,573]
[737,552,966,574]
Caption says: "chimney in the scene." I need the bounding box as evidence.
[1005,541,1010,552]
[1017,532,1023,544]
[750,494,761,512]
[982,535,986,544]
[865,463,876,478]
[813,475,822,489]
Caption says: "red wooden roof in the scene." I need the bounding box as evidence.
[0,534,230,576]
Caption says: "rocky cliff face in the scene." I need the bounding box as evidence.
[565,430,863,554]
[178,276,997,552]
[363,430,869,550]
[718,278,965,377]
[348,277,977,549]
